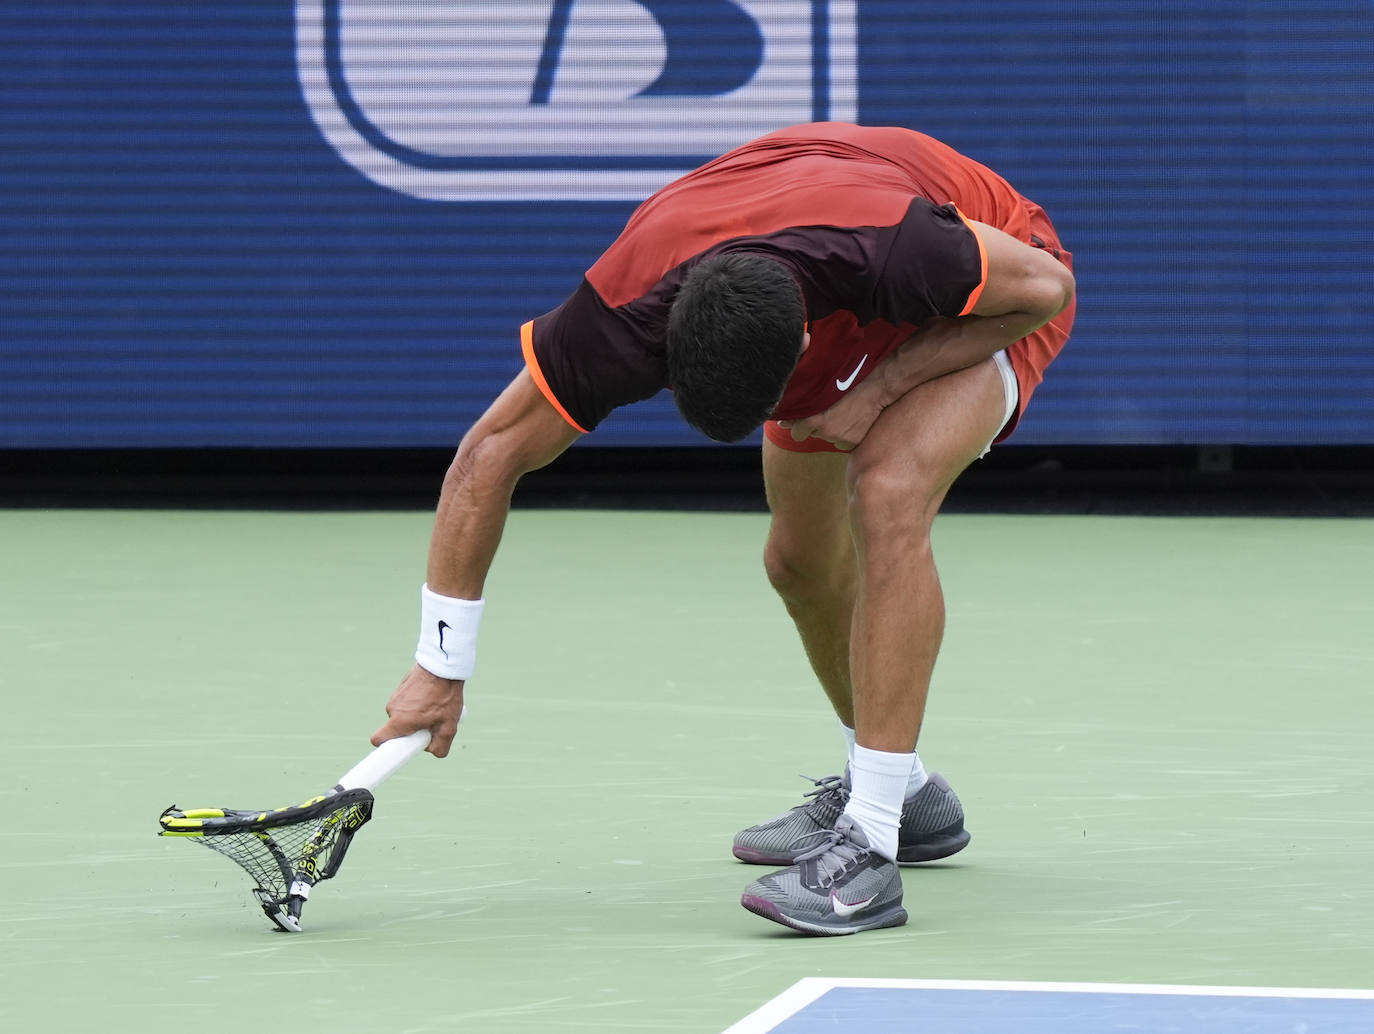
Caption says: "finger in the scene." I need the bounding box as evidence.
[790,423,812,442]
[369,724,393,748]
[370,716,415,748]
[428,721,459,758]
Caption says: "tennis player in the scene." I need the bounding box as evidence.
[372,123,1076,936]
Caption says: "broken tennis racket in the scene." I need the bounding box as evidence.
[158,729,430,932]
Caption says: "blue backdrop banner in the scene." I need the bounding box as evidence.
[4,2,1371,447]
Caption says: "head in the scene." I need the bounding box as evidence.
[666,253,806,443]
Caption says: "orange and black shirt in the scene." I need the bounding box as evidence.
[522,123,1046,433]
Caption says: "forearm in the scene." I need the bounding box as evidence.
[875,311,1044,405]
[376,370,578,754]
[869,216,1076,406]
[424,445,519,599]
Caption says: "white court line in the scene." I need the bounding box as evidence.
[720,979,835,1034]
[721,977,1374,1034]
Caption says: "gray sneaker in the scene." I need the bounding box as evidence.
[740,815,907,935]
[732,771,970,866]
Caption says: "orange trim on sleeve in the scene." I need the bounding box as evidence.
[952,207,989,317]
[520,320,589,433]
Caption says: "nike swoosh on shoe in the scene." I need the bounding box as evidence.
[830,891,877,918]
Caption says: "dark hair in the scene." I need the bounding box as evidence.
[666,253,805,443]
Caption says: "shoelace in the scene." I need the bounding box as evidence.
[789,825,869,888]
[799,773,848,806]
[784,775,851,867]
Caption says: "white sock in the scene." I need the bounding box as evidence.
[907,751,929,796]
[843,723,928,798]
[841,744,914,861]
[839,721,857,769]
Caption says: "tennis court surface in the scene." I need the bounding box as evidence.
[726,979,1374,1032]
[2,509,1370,1032]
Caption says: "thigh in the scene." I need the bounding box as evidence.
[762,439,851,568]
[847,357,1009,514]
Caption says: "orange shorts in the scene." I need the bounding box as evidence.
[765,214,1075,454]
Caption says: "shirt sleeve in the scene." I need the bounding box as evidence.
[870,199,988,325]
[523,278,670,433]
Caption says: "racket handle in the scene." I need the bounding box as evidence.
[335,729,431,792]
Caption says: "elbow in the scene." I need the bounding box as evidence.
[447,426,521,500]
[444,371,581,499]
[1032,261,1075,322]
[992,246,1075,326]
[1054,262,1076,316]
[448,411,563,501]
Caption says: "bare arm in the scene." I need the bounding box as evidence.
[372,369,582,755]
[426,369,583,597]
[783,220,1075,450]
[874,219,1075,394]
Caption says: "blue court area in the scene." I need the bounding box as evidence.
[725,980,1374,1034]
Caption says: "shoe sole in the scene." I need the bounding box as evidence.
[895,828,971,864]
[732,844,800,865]
[740,893,909,936]
[734,828,970,867]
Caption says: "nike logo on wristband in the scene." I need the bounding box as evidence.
[437,620,451,658]
[836,355,868,391]
[830,890,877,918]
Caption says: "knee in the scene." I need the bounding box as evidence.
[847,463,940,554]
[763,532,848,606]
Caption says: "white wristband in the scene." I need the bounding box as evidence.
[414,583,485,681]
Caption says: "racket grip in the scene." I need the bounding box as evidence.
[335,729,432,792]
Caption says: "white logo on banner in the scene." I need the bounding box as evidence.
[296,1,856,201]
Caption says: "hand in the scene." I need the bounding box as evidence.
[371,663,465,758]
[777,381,887,452]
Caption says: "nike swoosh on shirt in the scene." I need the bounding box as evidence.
[835,355,868,391]
[830,890,878,918]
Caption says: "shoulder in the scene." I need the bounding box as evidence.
[526,279,671,433]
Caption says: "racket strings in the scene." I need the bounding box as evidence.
[193,798,373,904]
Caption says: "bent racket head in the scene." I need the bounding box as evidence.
[160,788,375,932]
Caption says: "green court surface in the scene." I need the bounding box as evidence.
[1,508,1371,1033]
